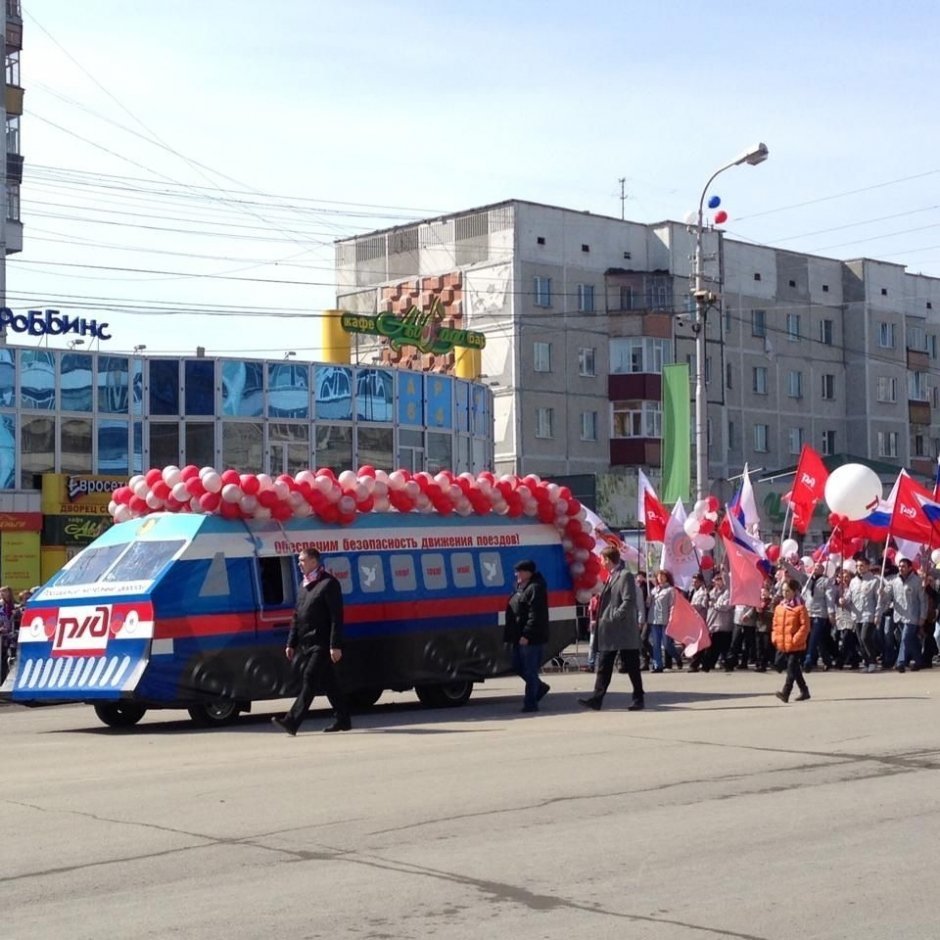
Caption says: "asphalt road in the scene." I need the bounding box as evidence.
[2,666,939,940]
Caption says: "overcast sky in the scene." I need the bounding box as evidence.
[11,0,940,355]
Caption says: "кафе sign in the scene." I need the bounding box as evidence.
[340,296,486,355]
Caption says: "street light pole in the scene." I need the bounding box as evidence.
[691,142,769,502]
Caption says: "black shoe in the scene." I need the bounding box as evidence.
[323,718,352,733]
[578,697,602,711]
[627,701,645,711]
[651,667,664,674]
[795,691,810,702]
[537,681,550,701]
[896,665,906,674]
[911,664,921,672]
[521,705,538,713]
[271,715,296,736]
[774,691,788,703]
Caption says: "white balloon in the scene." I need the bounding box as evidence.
[824,463,882,521]
[171,482,189,502]
[133,479,149,499]
[373,495,390,513]
[256,473,274,492]
[145,492,163,510]
[781,538,799,558]
[107,500,118,517]
[338,470,358,488]
[162,465,181,487]
[696,534,716,551]
[202,471,222,494]
[843,559,857,574]
[221,483,241,503]
[128,474,145,491]
[114,506,132,523]
[684,517,701,537]
[239,495,259,514]
[932,548,940,567]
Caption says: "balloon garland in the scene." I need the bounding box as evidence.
[108,466,604,602]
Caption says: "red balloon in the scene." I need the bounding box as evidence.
[240,474,260,496]
[714,210,728,225]
[113,486,132,505]
[199,492,221,512]
[219,500,240,519]
[700,555,715,570]
[221,469,240,485]
[765,544,781,563]
[272,503,292,521]
[698,519,715,536]
[356,496,374,513]
[129,496,148,513]
[152,481,170,500]
[185,476,205,497]
[180,464,200,481]
[258,490,278,509]
[357,465,376,478]
[145,468,163,486]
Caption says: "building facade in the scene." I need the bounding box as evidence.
[3,0,24,267]
[0,343,494,586]
[335,200,940,521]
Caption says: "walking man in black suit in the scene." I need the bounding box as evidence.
[578,546,645,711]
[272,547,351,734]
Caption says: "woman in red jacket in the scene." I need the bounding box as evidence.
[772,578,811,703]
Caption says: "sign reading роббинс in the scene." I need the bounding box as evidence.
[340,297,485,356]
[0,308,112,340]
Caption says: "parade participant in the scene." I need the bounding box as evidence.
[772,578,811,703]
[883,557,925,673]
[504,560,551,712]
[578,546,644,711]
[646,570,676,673]
[272,548,351,735]
[802,561,835,671]
[847,555,882,673]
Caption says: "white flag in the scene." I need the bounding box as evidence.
[659,500,700,590]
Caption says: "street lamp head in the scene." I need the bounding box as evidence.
[133,344,146,354]
[736,142,769,167]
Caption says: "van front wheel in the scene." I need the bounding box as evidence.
[415,680,473,709]
[187,700,241,726]
[94,702,147,728]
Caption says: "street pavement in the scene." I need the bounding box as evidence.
[2,665,940,939]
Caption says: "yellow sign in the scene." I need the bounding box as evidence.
[41,473,127,516]
[1,530,41,592]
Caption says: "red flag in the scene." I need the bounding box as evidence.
[789,444,829,533]
[721,535,766,606]
[788,445,828,534]
[666,590,711,657]
[890,472,939,543]
[638,469,669,542]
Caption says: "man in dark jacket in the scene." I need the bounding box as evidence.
[578,546,644,711]
[272,547,351,734]
[504,559,550,712]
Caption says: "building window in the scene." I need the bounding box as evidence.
[537,236,545,245]
[753,366,768,395]
[821,373,835,400]
[786,313,801,340]
[578,347,596,377]
[612,401,662,439]
[754,424,769,452]
[728,419,736,449]
[724,308,732,333]
[580,410,597,441]
[819,319,833,345]
[877,430,899,458]
[876,376,897,403]
[821,429,835,455]
[907,325,927,352]
[751,309,766,337]
[725,362,733,389]
[534,276,552,307]
[909,371,928,401]
[535,407,554,439]
[619,286,635,311]
[929,335,938,359]
[577,284,595,313]
[609,337,671,374]
[913,433,928,458]
[879,322,896,348]
[788,427,804,454]
[787,370,803,399]
[534,342,552,372]
[581,243,590,253]
[754,272,762,282]
[881,287,888,296]
[822,284,830,293]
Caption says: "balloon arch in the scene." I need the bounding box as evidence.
[108,466,604,602]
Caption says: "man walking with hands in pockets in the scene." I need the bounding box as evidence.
[272,547,352,735]
[578,546,645,711]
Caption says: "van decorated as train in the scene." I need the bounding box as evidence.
[1,466,603,728]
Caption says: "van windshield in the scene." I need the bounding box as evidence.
[53,539,186,587]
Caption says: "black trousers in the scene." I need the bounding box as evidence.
[781,652,809,700]
[590,649,643,705]
[286,646,349,730]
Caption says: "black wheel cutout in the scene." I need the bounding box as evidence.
[414,680,473,709]
[94,702,147,728]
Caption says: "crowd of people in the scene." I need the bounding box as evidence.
[585,552,940,689]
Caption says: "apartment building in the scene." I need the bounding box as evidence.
[335,199,940,522]
[2,0,23,269]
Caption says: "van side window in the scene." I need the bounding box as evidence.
[258,557,293,607]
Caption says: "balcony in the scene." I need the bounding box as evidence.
[4,84,23,117]
[608,372,661,401]
[610,438,661,467]
[6,152,22,185]
[5,17,21,53]
[907,348,929,371]
[4,219,22,254]
[908,400,931,425]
